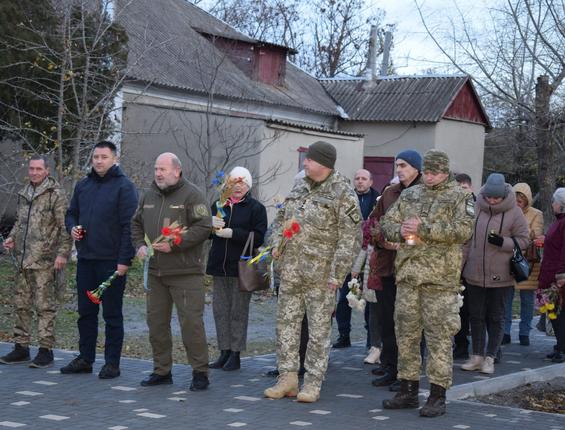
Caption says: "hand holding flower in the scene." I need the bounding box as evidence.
[136,245,148,259]
[153,242,172,253]
[116,264,129,276]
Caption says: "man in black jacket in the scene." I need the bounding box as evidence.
[131,152,212,391]
[61,141,138,379]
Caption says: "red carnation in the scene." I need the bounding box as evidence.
[173,235,182,245]
[87,290,101,305]
[291,222,300,234]
[283,229,293,239]
[162,226,172,236]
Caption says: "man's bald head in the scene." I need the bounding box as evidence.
[354,169,373,194]
[154,152,182,189]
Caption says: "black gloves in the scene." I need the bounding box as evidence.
[487,232,504,247]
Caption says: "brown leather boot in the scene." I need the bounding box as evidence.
[382,379,419,409]
[419,383,446,417]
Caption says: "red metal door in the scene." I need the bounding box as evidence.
[364,156,395,194]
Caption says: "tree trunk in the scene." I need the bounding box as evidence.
[535,75,555,225]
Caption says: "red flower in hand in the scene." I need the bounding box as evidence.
[162,226,172,236]
[173,235,182,245]
[87,290,102,305]
[291,222,300,234]
[283,229,293,239]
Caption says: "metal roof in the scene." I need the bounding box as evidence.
[116,0,338,116]
[321,75,476,122]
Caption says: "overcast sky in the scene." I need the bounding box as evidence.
[372,0,490,75]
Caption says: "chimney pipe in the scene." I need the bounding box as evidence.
[366,25,378,81]
[380,28,393,76]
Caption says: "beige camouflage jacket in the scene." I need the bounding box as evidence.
[380,177,474,288]
[270,171,362,286]
[9,177,72,270]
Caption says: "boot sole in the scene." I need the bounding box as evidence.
[264,390,298,399]
[420,408,446,417]
[29,361,54,369]
[0,359,32,365]
[297,396,319,403]
[60,368,93,374]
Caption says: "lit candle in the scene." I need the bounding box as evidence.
[406,234,416,246]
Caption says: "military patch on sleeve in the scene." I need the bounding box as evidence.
[345,203,361,224]
[194,204,209,218]
[465,196,475,217]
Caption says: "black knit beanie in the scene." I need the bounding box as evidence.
[306,141,337,169]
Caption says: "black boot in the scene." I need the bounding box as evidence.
[209,350,231,369]
[0,343,31,365]
[383,380,419,409]
[29,348,54,368]
[222,351,240,371]
[420,383,446,417]
[332,335,351,348]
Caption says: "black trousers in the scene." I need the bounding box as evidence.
[551,311,565,353]
[76,259,125,366]
[298,314,308,367]
[375,276,397,372]
[467,284,512,357]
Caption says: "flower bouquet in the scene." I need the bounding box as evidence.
[246,219,300,267]
[142,221,188,290]
[211,170,244,219]
[87,271,119,304]
[536,283,562,321]
[346,277,366,312]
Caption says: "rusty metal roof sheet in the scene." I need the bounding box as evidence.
[321,75,472,122]
[116,0,338,116]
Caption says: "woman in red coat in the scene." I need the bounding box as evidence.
[537,187,565,363]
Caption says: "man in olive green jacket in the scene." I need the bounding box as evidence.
[1,156,72,368]
[131,152,212,391]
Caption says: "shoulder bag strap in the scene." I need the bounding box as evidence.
[241,231,255,258]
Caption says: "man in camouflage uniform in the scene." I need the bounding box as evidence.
[1,156,72,368]
[264,141,362,403]
[380,150,474,417]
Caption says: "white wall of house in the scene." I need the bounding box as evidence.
[434,119,486,189]
[260,123,364,220]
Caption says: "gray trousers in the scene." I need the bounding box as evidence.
[212,276,252,352]
[147,274,209,374]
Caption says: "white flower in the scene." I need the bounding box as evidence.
[347,291,366,312]
[457,293,464,308]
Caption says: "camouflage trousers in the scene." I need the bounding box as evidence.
[395,284,460,389]
[276,279,336,388]
[14,268,59,349]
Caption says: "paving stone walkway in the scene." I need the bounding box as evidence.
[1,324,565,429]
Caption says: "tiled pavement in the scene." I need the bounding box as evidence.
[1,326,565,429]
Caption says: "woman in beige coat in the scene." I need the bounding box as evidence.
[502,183,544,346]
[461,173,529,374]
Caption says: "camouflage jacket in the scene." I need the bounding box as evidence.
[380,177,474,288]
[9,177,72,270]
[270,171,362,286]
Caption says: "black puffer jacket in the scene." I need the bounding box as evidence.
[206,195,268,277]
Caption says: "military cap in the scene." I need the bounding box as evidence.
[423,149,450,174]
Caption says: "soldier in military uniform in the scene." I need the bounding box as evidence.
[380,150,474,417]
[0,156,72,368]
[264,141,362,403]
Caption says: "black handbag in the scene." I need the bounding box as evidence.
[510,237,530,283]
[238,232,270,293]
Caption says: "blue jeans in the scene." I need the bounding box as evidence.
[503,287,534,337]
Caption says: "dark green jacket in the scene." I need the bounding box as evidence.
[131,178,212,276]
